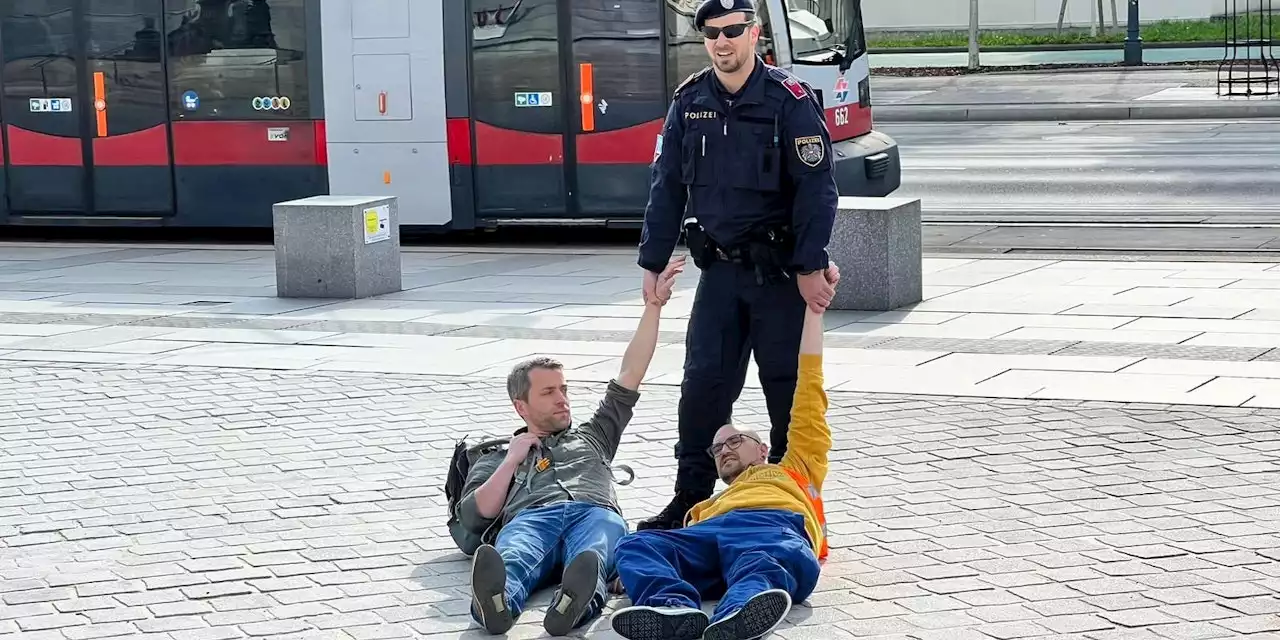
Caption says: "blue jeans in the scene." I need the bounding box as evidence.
[614,509,820,622]
[478,501,628,626]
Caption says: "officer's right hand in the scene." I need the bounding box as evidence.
[797,270,835,312]
[504,433,541,464]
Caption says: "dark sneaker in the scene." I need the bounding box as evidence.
[544,551,602,636]
[470,544,513,634]
[704,589,792,640]
[636,492,703,531]
[611,605,709,640]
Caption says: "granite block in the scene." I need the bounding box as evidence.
[272,195,402,299]
[829,196,923,312]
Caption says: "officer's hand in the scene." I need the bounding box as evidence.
[652,256,686,306]
[797,270,835,312]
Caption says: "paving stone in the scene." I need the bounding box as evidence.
[3,360,1280,639]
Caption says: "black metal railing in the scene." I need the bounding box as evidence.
[1218,0,1279,96]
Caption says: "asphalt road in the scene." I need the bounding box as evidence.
[883,119,1280,225]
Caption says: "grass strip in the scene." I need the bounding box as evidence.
[869,16,1280,48]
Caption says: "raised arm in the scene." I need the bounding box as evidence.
[778,273,834,490]
[581,256,686,461]
[619,256,684,391]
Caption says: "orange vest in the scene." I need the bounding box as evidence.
[783,467,828,562]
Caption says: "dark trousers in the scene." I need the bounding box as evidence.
[675,260,806,496]
[614,509,821,621]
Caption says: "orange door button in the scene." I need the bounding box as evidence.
[378,91,387,115]
[579,63,595,132]
[93,71,107,137]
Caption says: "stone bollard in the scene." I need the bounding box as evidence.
[827,196,923,312]
[272,195,403,299]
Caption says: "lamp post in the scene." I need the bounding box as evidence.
[968,0,979,70]
[1124,0,1142,65]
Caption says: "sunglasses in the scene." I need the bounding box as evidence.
[707,433,760,458]
[701,22,753,39]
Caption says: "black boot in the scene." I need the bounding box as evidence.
[636,490,707,531]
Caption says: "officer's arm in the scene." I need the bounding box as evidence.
[778,306,831,491]
[638,100,688,273]
[782,95,838,273]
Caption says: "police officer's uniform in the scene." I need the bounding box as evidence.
[636,0,838,530]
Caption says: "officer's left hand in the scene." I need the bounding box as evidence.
[825,263,840,288]
[797,270,835,312]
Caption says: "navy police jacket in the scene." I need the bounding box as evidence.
[638,56,838,275]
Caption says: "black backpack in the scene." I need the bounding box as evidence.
[445,437,511,555]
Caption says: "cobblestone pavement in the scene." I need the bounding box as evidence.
[5,362,1280,639]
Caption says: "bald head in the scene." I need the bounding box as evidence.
[710,423,769,484]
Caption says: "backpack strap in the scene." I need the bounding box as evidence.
[611,464,635,486]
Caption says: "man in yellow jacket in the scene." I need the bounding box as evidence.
[609,267,837,640]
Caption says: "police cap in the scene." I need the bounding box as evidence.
[694,0,756,30]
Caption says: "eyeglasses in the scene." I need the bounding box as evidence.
[701,22,753,40]
[707,433,760,458]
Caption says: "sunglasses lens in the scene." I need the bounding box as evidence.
[702,23,748,39]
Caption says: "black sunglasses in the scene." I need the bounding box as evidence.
[702,22,753,39]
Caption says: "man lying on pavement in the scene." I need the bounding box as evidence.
[608,265,837,640]
[454,256,686,636]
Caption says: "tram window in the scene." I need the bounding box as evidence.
[665,0,704,96]
[163,0,309,120]
[0,1,82,139]
[570,0,664,130]
[470,0,564,135]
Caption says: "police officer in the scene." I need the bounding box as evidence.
[636,0,839,531]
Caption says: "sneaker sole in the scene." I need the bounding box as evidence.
[544,551,602,636]
[612,606,709,640]
[705,590,791,640]
[471,545,513,634]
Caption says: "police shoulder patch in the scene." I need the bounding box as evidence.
[674,67,711,97]
[794,135,824,167]
[766,66,808,100]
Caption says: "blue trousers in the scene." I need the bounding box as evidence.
[479,501,628,625]
[614,509,820,621]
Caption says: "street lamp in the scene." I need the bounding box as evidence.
[1124,0,1142,65]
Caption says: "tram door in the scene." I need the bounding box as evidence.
[1,0,173,216]
[467,0,669,218]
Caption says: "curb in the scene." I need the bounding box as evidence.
[876,100,1280,122]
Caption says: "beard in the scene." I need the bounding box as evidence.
[539,411,572,433]
[712,48,748,73]
[717,457,745,483]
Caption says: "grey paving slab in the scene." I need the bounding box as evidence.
[3,363,1280,639]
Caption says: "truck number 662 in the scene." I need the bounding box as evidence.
[834,106,849,126]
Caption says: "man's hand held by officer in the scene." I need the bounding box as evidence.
[642,256,686,307]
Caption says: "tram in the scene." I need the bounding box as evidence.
[0,0,899,230]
